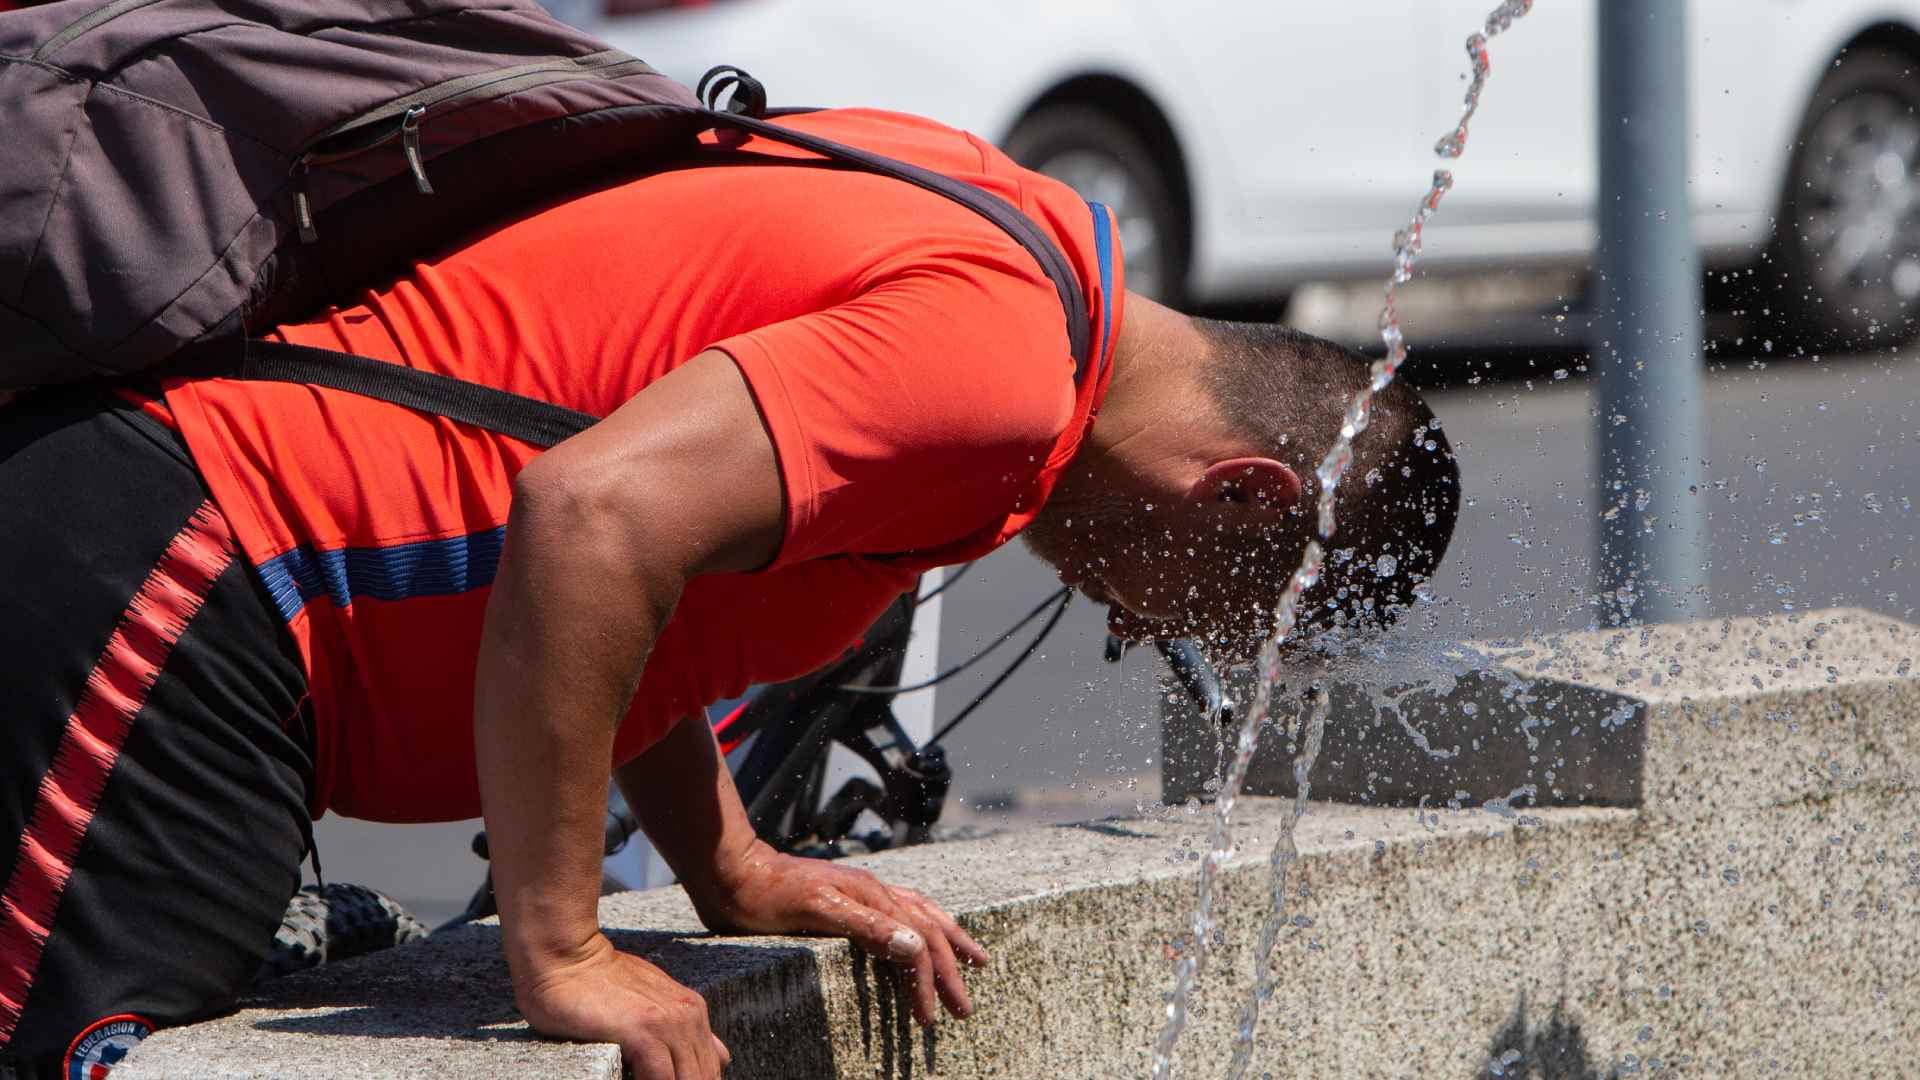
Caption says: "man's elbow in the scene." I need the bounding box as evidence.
[508,454,690,595]
[513,452,615,528]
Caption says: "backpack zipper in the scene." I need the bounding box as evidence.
[292,160,317,244]
[30,0,169,62]
[288,52,655,243]
[400,105,434,195]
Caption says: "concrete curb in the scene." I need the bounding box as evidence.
[1163,607,1920,817]
[121,608,1920,1077]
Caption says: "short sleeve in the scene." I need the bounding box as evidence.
[711,251,1077,569]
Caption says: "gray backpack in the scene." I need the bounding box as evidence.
[1,0,1088,445]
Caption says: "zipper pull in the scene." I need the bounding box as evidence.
[401,105,434,195]
[292,158,318,243]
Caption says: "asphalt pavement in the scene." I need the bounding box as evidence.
[311,334,1920,928]
[933,341,1917,807]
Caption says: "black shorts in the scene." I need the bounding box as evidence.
[0,389,313,1079]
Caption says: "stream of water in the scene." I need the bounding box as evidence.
[1148,2,1538,1074]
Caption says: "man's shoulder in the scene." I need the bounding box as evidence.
[740,108,1001,177]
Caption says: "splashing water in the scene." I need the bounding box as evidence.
[1148,2,1537,1075]
[1223,684,1330,1077]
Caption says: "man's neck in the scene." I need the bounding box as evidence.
[1073,295,1224,486]
[1044,294,1205,522]
[1085,295,1169,452]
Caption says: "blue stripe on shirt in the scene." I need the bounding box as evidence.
[254,525,508,622]
[1088,200,1116,371]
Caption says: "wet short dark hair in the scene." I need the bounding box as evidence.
[1195,319,1461,635]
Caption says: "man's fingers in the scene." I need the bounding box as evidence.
[668,1031,724,1080]
[914,905,973,1019]
[875,895,945,1025]
[683,994,722,1078]
[684,1027,719,1079]
[802,878,988,1025]
[894,889,990,968]
[808,895,940,1024]
[626,1041,674,1080]
[867,913,939,1027]
[904,925,939,1025]
[888,893,974,1018]
[664,1038,697,1080]
[711,1034,733,1069]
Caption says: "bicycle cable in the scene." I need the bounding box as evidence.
[837,584,1072,695]
[914,560,976,604]
[926,585,1073,748]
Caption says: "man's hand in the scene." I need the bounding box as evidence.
[688,840,991,1026]
[516,933,730,1079]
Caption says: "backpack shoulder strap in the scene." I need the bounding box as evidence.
[183,108,1096,447]
[175,339,596,449]
[708,112,1095,383]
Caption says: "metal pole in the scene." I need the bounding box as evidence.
[1594,0,1707,625]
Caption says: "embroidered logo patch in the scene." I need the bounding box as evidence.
[63,1014,152,1080]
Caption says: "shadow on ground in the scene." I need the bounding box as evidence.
[1479,993,1624,1080]
[244,924,845,1077]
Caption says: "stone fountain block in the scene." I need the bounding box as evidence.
[1161,607,1920,818]
[121,608,1920,1077]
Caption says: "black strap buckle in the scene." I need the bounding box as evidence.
[697,64,768,119]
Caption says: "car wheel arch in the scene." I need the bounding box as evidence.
[1767,21,1920,216]
[1003,74,1195,265]
[1761,28,1920,348]
[1840,20,1920,67]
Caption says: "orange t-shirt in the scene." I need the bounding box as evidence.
[163,109,1123,822]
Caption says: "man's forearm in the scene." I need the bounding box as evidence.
[475,465,682,982]
[615,711,763,909]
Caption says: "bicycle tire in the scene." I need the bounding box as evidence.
[256,883,429,983]
[734,595,918,848]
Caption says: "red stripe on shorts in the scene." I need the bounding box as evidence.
[0,501,235,1043]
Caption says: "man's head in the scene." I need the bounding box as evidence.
[1023,295,1460,659]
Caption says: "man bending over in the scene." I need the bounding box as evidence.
[0,108,1457,1079]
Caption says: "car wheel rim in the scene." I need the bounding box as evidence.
[1036,149,1165,300]
[1798,89,1920,326]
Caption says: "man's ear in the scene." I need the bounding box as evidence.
[1190,457,1302,510]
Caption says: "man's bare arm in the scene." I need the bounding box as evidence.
[616,711,991,1027]
[474,348,781,1074]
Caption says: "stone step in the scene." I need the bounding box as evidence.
[119,607,1920,1077]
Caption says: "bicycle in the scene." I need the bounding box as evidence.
[262,567,1228,977]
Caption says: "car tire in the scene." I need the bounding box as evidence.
[1004,104,1188,308]
[1769,47,1920,350]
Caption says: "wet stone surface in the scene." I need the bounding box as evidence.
[122,608,1918,1077]
[1166,607,1920,817]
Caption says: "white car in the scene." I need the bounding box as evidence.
[593,0,1920,347]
